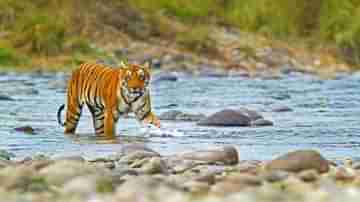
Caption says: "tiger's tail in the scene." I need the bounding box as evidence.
[57,104,65,127]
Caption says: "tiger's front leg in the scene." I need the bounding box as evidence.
[104,109,117,137]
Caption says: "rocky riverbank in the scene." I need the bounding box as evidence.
[1,146,360,202]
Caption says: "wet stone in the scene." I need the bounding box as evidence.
[237,107,263,121]
[271,104,293,112]
[197,109,251,127]
[252,119,274,126]
[14,126,36,134]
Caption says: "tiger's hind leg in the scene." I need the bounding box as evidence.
[64,102,83,134]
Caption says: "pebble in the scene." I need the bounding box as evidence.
[14,126,36,134]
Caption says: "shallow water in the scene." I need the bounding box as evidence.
[1,72,360,161]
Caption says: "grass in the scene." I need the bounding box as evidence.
[131,0,360,65]
[1,0,360,70]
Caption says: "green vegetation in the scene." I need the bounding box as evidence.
[0,0,360,69]
[132,0,360,64]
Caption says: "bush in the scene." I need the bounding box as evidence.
[14,15,66,56]
[0,47,28,66]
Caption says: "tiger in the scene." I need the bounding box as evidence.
[57,61,161,138]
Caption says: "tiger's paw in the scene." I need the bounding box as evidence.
[143,114,161,128]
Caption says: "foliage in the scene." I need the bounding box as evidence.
[1,0,360,68]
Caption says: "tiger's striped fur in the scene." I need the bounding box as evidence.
[57,62,160,137]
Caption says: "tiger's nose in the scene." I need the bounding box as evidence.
[130,88,141,93]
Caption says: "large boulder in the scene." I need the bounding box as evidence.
[265,150,329,173]
[197,109,251,127]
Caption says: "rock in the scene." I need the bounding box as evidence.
[159,110,206,121]
[0,95,14,101]
[26,160,54,171]
[103,162,116,170]
[0,166,42,192]
[237,107,263,121]
[0,150,15,160]
[39,161,101,186]
[298,169,319,182]
[271,105,293,112]
[62,175,98,196]
[352,162,360,170]
[263,170,289,183]
[138,157,169,175]
[252,119,274,126]
[152,72,178,83]
[62,175,114,196]
[119,151,159,164]
[182,181,210,194]
[114,176,185,201]
[334,167,355,182]
[192,173,216,185]
[0,159,15,168]
[121,144,160,156]
[175,146,239,165]
[223,173,263,186]
[118,145,160,164]
[211,175,260,196]
[52,155,86,163]
[164,158,203,174]
[14,126,36,134]
[265,150,330,173]
[197,109,251,127]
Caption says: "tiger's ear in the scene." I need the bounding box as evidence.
[143,60,152,71]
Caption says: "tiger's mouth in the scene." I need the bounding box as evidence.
[129,88,144,98]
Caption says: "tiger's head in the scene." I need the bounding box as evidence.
[120,61,151,103]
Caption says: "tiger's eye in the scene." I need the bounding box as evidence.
[125,71,131,80]
[138,70,145,80]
